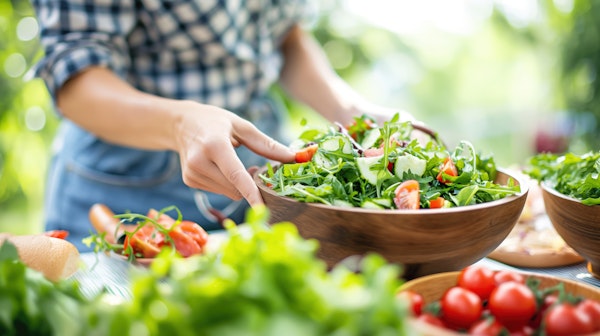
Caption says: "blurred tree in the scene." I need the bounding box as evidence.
[493,0,599,152]
[0,0,57,234]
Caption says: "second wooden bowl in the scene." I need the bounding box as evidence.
[542,183,600,279]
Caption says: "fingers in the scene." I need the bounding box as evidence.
[233,119,296,164]
[209,142,264,206]
[181,138,264,206]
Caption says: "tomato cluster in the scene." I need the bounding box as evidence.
[401,266,600,336]
[123,209,208,259]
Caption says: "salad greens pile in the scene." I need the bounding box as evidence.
[0,243,89,336]
[525,151,600,205]
[0,206,412,336]
[260,114,520,209]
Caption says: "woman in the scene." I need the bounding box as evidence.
[31,0,414,251]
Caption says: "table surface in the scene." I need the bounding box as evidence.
[72,251,600,301]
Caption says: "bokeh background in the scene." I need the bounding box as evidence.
[1,0,598,234]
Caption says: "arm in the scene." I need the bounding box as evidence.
[278,25,416,126]
[57,67,295,206]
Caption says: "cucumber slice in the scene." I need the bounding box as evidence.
[371,198,392,208]
[361,200,384,209]
[313,151,335,169]
[361,129,381,149]
[356,156,393,185]
[394,153,426,178]
[320,136,353,154]
[333,200,354,208]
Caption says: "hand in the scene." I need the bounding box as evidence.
[173,101,296,206]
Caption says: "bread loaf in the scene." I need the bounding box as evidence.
[0,234,80,282]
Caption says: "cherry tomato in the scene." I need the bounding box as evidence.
[577,299,600,331]
[394,179,420,210]
[417,313,445,328]
[123,210,208,259]
[396,290,424,316]
[493,270,525,285]
[428,196,445,209]
[488,282,537,328]
[508,324,534,336]
[178,220,209,247]
[44,230,69,239]
[468,318,506,336]
[440,286,483,329]
[436,157,458,184]
[457,266,497,301]
[294,144,318,163]
[126,225,163,258]
[544,303,595,336]
[148,209,176,226]
[530,294,558,329]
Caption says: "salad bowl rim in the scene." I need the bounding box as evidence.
[254,166,529,214]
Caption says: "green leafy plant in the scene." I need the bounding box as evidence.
[0,206,414,335]
[0,242,89,336]
[525,151,600,205]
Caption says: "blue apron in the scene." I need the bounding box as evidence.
[45,97,287,251]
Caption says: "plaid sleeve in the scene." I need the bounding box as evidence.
[31,0,136,102]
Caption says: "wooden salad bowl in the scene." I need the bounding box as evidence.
[254,167,528,279]
[400,271,600,336]
[541,183,600,279]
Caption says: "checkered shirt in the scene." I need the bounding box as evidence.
[32,0,314,114]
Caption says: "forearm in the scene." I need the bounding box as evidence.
[56,66,183,151]
[279,25,416,126]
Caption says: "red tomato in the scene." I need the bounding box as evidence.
[44,230,69,239]
[168,227,202,257]
[147,209,176,226]
[126,225,163,258]
[417,313,445,328]
[440,286,483,329]
[493,270,525,285]
[428,196,445,209]
[577,299,600,331]
[394,180,420,210]
[178,220,209,247]
[544,303,595,336]
[436,157,458,184]
[488,282,537,328]
[294,144,318,163]
[468,318,506,336]
[508,324,534,336]
[397,290,424,316]
[530,294,558,329]
[457,266,497,301]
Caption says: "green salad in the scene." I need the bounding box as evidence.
[525,151,600,205]
[260,114,520,209]
[0,207,412,336]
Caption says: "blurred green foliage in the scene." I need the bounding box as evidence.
[0,0,57,234]
[1,0,598,235]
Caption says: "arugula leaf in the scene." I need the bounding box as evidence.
[261,114,519,209]
[525,151,600,205]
